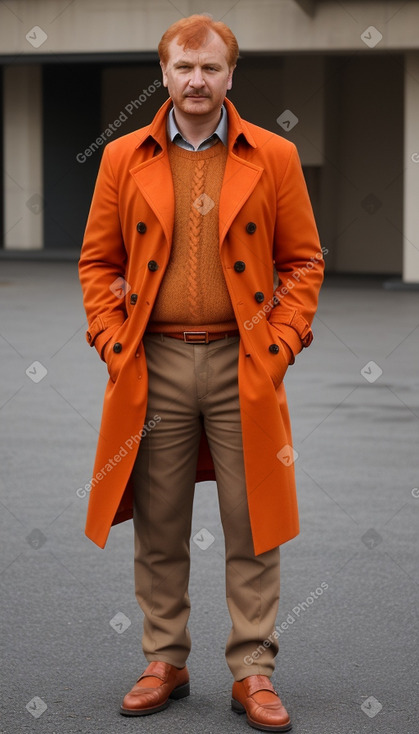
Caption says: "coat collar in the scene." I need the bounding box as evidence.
[134,96,257,152]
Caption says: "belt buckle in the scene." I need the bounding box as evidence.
[183,331,209,344]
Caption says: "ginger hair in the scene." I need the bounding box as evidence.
[158,14,239,68]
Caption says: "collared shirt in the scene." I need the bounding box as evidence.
[168,104,228,151]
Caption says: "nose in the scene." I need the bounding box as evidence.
[189,67,205,88]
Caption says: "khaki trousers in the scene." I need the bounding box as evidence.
[131,334,280,680]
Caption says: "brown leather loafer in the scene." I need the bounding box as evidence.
[231,674,292,731]
[120,661,190,716]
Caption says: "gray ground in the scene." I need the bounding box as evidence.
[0,261,418,734]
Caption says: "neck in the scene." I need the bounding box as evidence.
[172,106,222,148]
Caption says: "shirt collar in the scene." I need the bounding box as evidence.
[168,104,228,150]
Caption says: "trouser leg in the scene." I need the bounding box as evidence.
[199,337,281,680]
[131,335,201,667]
[132,334,280,678]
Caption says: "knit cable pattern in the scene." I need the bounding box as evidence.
[187,159,207,321]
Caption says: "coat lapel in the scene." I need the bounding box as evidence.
[219,154,263,245]
[130,153,174,248]
[219,98,263,245]
[129,98,174,249]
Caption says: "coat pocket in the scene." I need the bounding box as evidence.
[104,321,129,383]
[265,322,290,389]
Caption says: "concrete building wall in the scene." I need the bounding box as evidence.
[0,1,418,55]
[3,66,43,250]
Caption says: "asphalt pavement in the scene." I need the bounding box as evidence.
[0,261,418,734]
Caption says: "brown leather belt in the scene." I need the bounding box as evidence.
[162,330,239,344]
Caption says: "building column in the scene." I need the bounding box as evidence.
[3,65,43,250]
[403,53,419,282]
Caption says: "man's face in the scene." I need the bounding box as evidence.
[160,30,234,118]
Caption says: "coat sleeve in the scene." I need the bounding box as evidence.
[268,143,324,360]
[78,144,128,360]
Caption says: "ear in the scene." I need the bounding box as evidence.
[226,66,235,91]
[160,60,168,88]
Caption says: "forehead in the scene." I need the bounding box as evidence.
[166,30,230,66]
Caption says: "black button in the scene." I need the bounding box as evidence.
[234,260,246,273]
[113,342,122,353]
[130,293,138,305]
[246,222,257,234]
[148,260,158,271]
[136,221,147,234]
[269,344,279,354]
[255,291,264,303]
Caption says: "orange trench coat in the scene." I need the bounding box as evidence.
[78,97,324,555]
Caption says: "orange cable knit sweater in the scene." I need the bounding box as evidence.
[148,140,237,333]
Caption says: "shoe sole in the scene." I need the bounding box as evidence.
[120,681,190,716]
[231,698,292,732]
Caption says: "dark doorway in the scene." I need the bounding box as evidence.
[43,64,101,249]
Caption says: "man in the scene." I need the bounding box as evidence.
[79,14,324,732]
